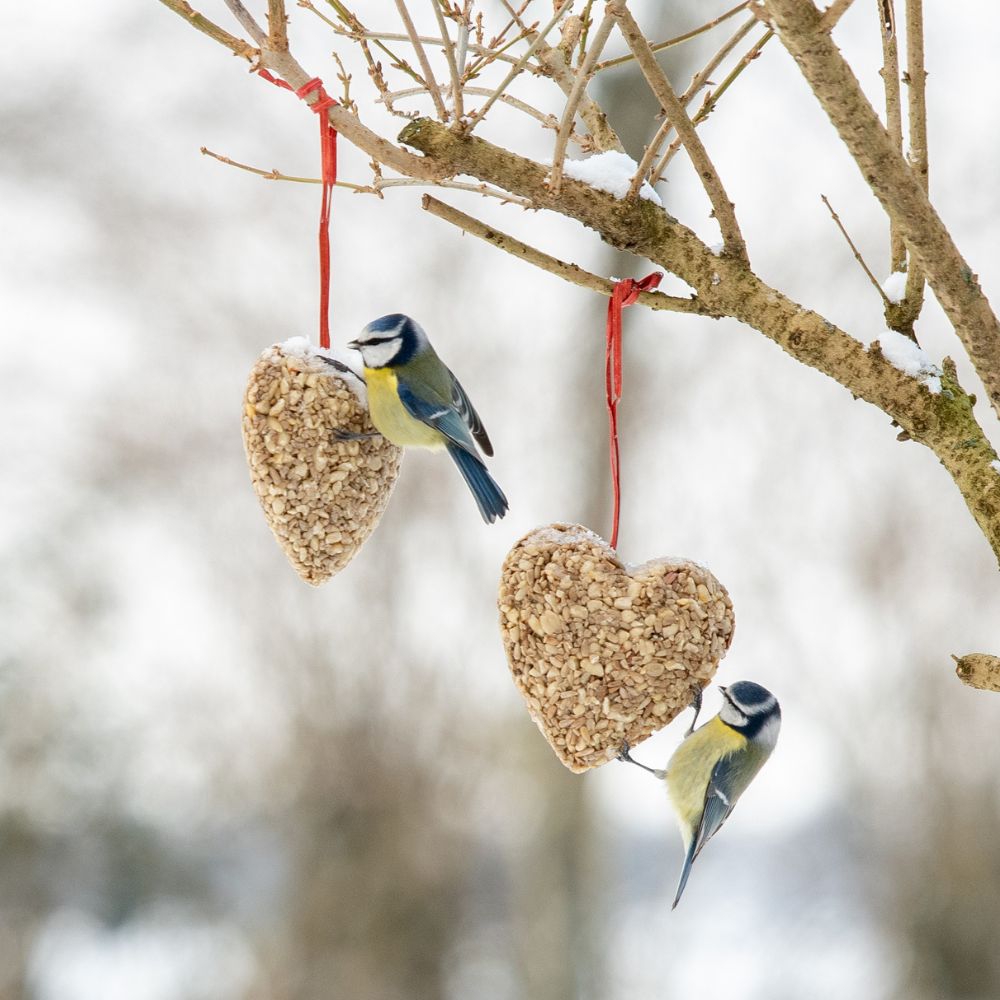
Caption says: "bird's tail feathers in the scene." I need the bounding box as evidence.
[446,444,508,523]
[672,839,698,910]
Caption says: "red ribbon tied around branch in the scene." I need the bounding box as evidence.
[258,71,338,350]
[606,272,663,551]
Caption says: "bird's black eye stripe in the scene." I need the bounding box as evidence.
[361,335,398,345]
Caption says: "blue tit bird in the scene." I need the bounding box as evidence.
[619,681,781,909]
[333,314,508,523]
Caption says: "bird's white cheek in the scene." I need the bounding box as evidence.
[361,339,401,368]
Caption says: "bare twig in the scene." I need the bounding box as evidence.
[677,15,759,110]
[902,0,928,312]
[509,2,622,152]
[157,0,258,60]
[394,0,449,119]
[421,195,717,315]
[430,0,464,120]
[463,3,531,76]
[611,1,746,260]
[821,194,892,305]
[464,2,570,131]
[631,15,756,197]
[820,0,856,30]
[877,0,905,272]
[650,26,773,184]
[267,0,289,51]
[306,23,525,69]
[904,0,928,195]
[383,85,562,133]
[765,0,1000,419]
[497,0,534,33]
[222,0,267,45]
[203,148,536,212]
[380,178,533,206]
[302,1,447,94]
[596,0,750,72]
[201,146,364,186]
[630,119,675,202]
[577,0,597,66]
[548,11,615,195]
[330,50,356,114]
[202,145,532,205]
[464,26,534,77]
[456,1,471,76]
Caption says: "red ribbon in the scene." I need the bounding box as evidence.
[606,272,663,550]
[258,71,338,350]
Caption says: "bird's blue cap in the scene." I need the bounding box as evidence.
[366,313,409,334]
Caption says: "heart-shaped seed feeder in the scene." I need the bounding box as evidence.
[498,524,735,772]
[242,337,402,585]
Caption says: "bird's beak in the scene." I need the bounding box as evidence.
[346,339,360,351]
[718,685,728,694]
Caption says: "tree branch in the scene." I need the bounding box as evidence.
[421,195,718,315]
[763,0,1000,420]
[430,0,464,120]
[877,0,905,273]
[385,86,561,133]
[595,0,750,72]
[157,0,258,59]
[609,0,747,261]
[222,0,267,45]
[267,0,289,52]
[394,0,449,120]
[530,21,623,152]
[549,11,616,195]
[820,0,856,31]
[650,25,773,185]
[399,116,1000,564]
[463,2,572,132]
[901,0,928,322]
[201,145,364,186]
[954,653,1000,693]
[821,194,891,306]
[638,15,757,189]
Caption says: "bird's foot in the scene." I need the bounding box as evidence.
[319,356,365,382]
[685,687,703,737]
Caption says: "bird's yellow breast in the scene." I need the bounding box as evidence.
[364,367,446,450]
[666,716,746,841]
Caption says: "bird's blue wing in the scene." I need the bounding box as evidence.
[396,379,478,454]
[447,368,493,457]
[691,754,742,860]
